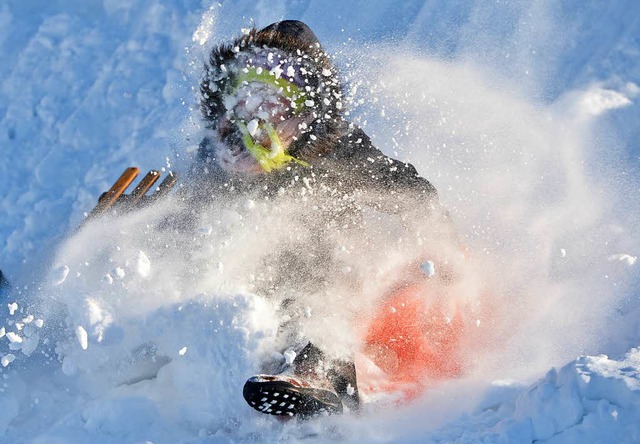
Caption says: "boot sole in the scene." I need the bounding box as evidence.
[243,377,343,417]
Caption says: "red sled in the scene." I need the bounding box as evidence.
[357,277,494,403]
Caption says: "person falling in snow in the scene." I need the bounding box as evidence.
[193,20,457,417]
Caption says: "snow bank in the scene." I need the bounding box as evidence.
[512,350,640,443]
[1,0,640,443]
[0,202,284,440]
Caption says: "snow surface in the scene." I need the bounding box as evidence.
[1,0,640,443]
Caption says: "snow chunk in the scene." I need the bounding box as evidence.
[7,302,17,316]
[420,260,436,278]
[270,65,283,79]
[185,144,199,154]
[607,253,637,266]
[85,298,110,328]
[578,87,631,116]
[102,273,114,285]
[179,346,188,356]
[244,95,263,113]
[198,225,213,236]
[625,81,640,96]
[220,209,243,225]
[51,265,70,285]
[0,327,4,338]
[134,251,151,278]
[5,332,22,344]
[21,334,39,356]
[247,119,259,136]
[321,68,332,77]
[283,349,296,365]
[223,94,238,111]
[75,326,88,350]
[61,357,77,376]
[1,354,15,367]
[34,319,44,328]
[113,267,126,279]
[191,6,216,45]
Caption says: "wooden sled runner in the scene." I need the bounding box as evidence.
[83,167,178,225]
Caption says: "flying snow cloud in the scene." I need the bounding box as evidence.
[334,35,640,377]
[1,0,639,442]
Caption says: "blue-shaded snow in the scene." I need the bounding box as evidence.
[0,1,639,442]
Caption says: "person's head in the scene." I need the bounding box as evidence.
[200,21,345,175]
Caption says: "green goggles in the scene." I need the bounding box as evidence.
[236,120,309,173]
[231,66,311,172]
[234,66,308,113]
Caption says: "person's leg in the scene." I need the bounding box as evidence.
[243,342,360,417]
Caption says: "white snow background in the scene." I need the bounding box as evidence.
[1,0,640,442]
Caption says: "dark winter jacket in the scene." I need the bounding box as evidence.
[192,20,444,223]
[193,123,441,215]
[186,21,456,296]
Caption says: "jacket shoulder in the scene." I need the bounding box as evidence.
[331,125,439,201]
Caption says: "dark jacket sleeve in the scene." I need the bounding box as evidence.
[332,126,463,282]
[332,126,442,214]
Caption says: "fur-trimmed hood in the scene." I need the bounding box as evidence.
[200,20,347,163]
[192,21,442,228]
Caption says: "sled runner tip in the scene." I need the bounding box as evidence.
[83,167,178,226]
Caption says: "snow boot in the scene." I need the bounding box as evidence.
[243,342,359,418]
[243,373,343,417]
